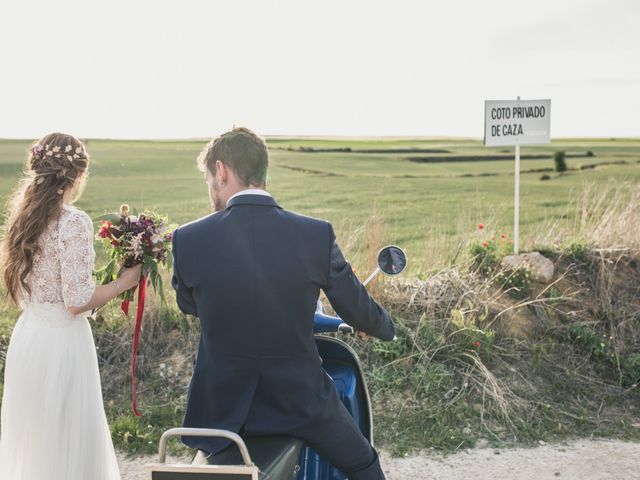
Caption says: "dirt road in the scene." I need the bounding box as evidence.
[119,439,640,480]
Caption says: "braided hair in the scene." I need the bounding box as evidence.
[1,132,90,305]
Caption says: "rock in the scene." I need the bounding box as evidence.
[501,251,554,282]
[476,438,489,449]
[463,427,472,436]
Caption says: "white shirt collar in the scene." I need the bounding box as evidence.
[226,189,272,207]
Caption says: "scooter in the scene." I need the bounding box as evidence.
[148,245,408,480]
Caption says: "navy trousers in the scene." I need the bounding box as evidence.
[290,402,384,480]
[252,399,384,480]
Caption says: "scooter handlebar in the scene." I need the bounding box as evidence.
[313,312,354,334]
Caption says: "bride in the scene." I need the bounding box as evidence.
[0,133,141,479]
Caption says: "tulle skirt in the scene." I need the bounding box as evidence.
[0,302,120,480]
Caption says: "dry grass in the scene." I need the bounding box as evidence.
[531,181,640,252]
[348,182,640,452]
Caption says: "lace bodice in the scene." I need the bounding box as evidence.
[24,205,96,308]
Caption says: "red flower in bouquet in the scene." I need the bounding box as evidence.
[98,221,113,239]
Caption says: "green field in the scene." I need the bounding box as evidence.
[1,137,639,270]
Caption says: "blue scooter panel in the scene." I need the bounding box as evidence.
[295,336,372,480]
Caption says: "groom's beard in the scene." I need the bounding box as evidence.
[213,195,224,212]
[211,180,225,212]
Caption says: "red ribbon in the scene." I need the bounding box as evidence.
[121,276,147,416]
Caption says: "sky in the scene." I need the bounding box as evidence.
[0,0,638,139]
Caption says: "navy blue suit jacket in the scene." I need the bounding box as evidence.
[171,194,395,453]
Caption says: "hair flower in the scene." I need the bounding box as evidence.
[65,145,72,152]
[75,147,82,154]
[52,146,61,153]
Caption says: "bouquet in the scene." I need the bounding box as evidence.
[95,204,177,416]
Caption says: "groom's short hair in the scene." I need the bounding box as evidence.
[198,127,268,187]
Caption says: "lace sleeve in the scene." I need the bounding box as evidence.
[58,209,97,309]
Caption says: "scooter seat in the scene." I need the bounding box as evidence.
[192,436,304,480]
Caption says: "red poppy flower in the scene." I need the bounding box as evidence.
[482,241,489,248]
[473,341,481,347]
[478,223,485,230]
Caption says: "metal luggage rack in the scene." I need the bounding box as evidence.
[148,428,259,479]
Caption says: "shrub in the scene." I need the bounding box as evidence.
[470,226,514,275]
[621,354,640,388]
[554,151,567,172]
[586,150,595,157]
[540,174,551,181]
[562,324,640,388]
[495,266,532,298]
[566,241,591,263]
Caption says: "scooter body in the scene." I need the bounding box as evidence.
[296,313,374,480]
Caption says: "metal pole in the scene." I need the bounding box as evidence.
[514,144,520,255]
[362,267,381,287]
[514,96,521,255]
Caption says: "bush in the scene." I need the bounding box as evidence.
[562,324,640,388]
[540,174,551,181]
[586,150,595,157]
[495,267,532,298]
[566,241,591,263]
[554,151,567,172]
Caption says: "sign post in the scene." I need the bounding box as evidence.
[484,98,551,254]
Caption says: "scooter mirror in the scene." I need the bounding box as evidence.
[377,245,407,276]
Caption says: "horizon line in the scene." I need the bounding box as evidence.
[1,135,639,142]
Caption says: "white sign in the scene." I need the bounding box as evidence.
[484,99,551,146]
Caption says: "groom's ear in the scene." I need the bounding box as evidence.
[215,160,227,184]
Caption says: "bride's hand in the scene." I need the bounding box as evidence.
[118,264,143,291]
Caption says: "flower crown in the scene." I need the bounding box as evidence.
[31,143,86,163]
[31,143,88,193]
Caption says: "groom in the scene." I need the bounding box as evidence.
[171,127,395,479]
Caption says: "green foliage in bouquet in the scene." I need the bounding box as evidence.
[94,205,177,306]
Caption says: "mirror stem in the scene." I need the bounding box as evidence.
[362,267,381,287]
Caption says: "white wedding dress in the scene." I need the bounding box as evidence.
[0,205,120,480]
